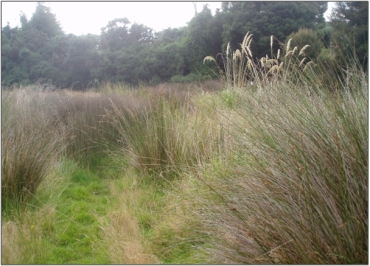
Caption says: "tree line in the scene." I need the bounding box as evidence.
[1,2,367,89]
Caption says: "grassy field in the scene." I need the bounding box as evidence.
[2,41,368,264]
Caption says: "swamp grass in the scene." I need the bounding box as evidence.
[1,42,367,264]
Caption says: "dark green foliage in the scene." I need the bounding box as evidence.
[182,5,220,76]
[220,2,328,59]
[330,2,368,69]
[317,25,333,48]
[287,28,324,60]
[5,1,355,88]
[61,34,100,88]
[26,3,63,38]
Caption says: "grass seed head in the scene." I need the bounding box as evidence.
[285,50,293,58]
[270,35,273,50]
[286,38,292,53]
[299,57,307,68]
[292,46,298,55]
[203,56,216,64]
[299,45,311,57]
[303,61,314,71]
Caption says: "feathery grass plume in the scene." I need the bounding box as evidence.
[285,50,294,58]
[299,57,307,68]
[270,35,273,50]
[226,42,230,57]
[292,46,298,55]
[205,32,314,89]
[278,61,284,71]
[303,61,315,72]
[260,57,265,68]
[226,42,232,86]
[268,65,279,74]
[241,32,253,58]
[286,38,292,53]
[247,59,253,70]
[247,36,253,48]
[262,58,270,69]
[233,49,241,61]
[203,56,216,64]
[242,32,252,48]
[270,35,274,58]
[245,45,253,59]
[299,45,310,57]
[205,32,257,88]
[271,59,278,65]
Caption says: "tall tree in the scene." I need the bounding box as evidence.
[330,2,368,69]
[62,34,101,89]
[27,2,63,38]
[183,4,219,76]
[100,18,131,51]
[220,2,328,59]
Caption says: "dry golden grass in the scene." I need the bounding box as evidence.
[1,204,56,264]
[101,178,160,264]
[103,209,160,264]
[204,32,317,89]
[1,221,21,264]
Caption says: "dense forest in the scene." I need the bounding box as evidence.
[1,2,368,89]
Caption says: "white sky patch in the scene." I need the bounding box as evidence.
[1,2,222,35]
[1,2,335,36]
[324,2,335,21]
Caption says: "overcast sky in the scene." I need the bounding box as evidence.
[1,2,223,35]
[1,2,334,36]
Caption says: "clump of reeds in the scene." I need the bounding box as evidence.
[52,89,123,167]
[2,88,65,211]
[204,32,318,89]
[105,84,224,177]
[197,35,368,264]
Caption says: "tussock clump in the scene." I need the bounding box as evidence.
[2,88,65,209]
[204,32,320,89]
[196,70,368,264]
[106,85,225,177]
[197,33,368,264]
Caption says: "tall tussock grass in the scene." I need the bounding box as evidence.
[204,32,351,91]
[198,33,368,264]
[52,90,122,167]
[2,88,65,210]
[106,85,224,177]
[2,31,366,264]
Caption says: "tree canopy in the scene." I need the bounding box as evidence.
[330,2,368,69]
[2,1,366,89]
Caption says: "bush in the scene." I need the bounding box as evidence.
[286,28,324,60]
[170,73,212,83]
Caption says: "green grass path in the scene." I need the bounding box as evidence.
[33,162,113,264]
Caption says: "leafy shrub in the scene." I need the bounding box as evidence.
[170,73,212,83]
[286,28,324,60]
